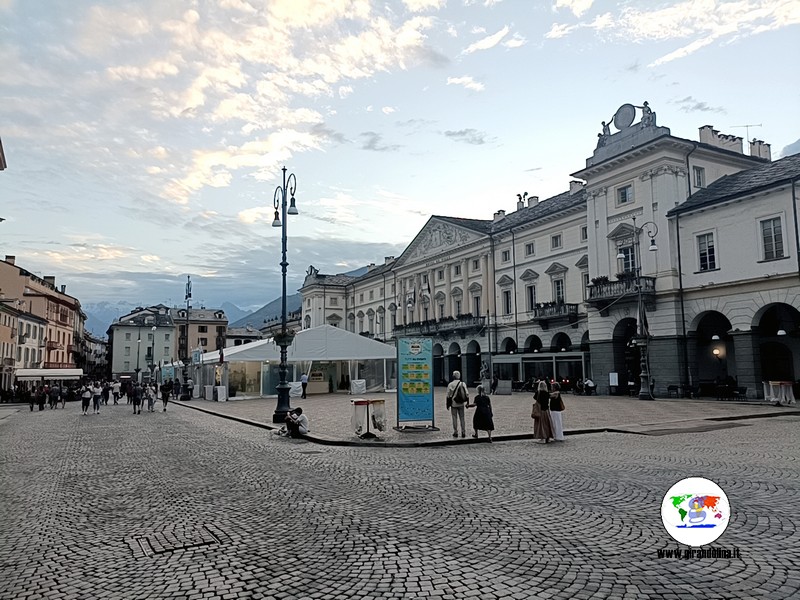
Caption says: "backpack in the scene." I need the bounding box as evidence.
[453,382,467,404]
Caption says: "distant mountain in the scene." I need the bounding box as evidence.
[83,301,135,337]
[221,301,248,323]
[231,293,302,328]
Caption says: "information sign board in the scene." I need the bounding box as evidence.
[397,337,434,423]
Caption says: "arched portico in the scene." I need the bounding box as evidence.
[433,343,445,386]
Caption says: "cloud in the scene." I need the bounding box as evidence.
[338,85,354,98]
[443,129,490,145]
[502,34,527,49]
[360,132,401,152]
[446,75,485,92]
[555,0,594,18]
[524,166,543,172]
[462,25,509,54]
[781,139,800,158]
[402,0,446,11]
[382,106,396,114]
[673,96,726,114]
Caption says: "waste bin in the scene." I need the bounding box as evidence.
[351,399,368,436]
[204,385,213,400]
[350,399,386,439]
[215,385,227,402]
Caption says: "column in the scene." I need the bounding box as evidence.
[461,258,469,316]
[444,263,452,318]
[480,254,489,317]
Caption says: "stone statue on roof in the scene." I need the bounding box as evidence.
[637,101,656,128]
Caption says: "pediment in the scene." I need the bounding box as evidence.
[396,217,486,266]
[356,310,365,318]
[468,282,482,293]
[451,286,463,297]
[366,308,375,315]
[545,262,568,276]
[575,254,589,269]
[434,291,447,301]
[497,275,514,287]
[326,313,342,322]
[607,223,635,240]
[520,269,539,281]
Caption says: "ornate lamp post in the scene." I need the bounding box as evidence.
[618,216,658,399]
[181,275,192,400]
[149,325,157,383]
[135,328,142,383]
[271,166,299,423]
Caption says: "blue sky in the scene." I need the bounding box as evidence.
[1,0,799,314]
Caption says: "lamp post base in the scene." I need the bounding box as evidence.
[272,410,290,424]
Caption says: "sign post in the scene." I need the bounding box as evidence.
[395,337,438,431]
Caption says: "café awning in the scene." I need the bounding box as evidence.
[15,368,84,381]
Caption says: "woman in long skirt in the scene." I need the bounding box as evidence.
[532,381,554,443]
[549,383,566,441]
[468,385,495,442]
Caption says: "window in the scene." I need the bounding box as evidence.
[198,325,207,333]
[437,270,444,281]
[146,347,153,359]
[617,184,633,206]
[391,284,396,294]
[423,307,428,320]
[422,274,428,284]
[697,233,716,271]
[358,317,364,331]
[199,337,208,346]
[693,166,706,188]
[582,273,590,300]
[501,250,511,262]
[369,290,374,300]
[391,313,397,330]
[617,245,636,273]
[454,265,461,276]
[330,297,338,306]
[455,300,462,315]
[552,279,565,302]
[438,304,445,319]
[580,225,588,242]
[380,289,384,297]
[124,361,130,371]
[125,333,131,341]
[359,293,364,302]
[147,333,153,341]
[124,346,131,356]
[526,285,537,311]
[551,234,562,250]
[761,217,785,260]
[473,296,481,316]
[472,259,479,271]
[165,333,170,341]
[164,347,170,356]
[525,242,535,256]
[502,290,512,315]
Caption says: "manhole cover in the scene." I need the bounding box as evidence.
[126,524,228,557]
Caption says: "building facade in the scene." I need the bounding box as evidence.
[301,103,798,398]
[107,305,176,381]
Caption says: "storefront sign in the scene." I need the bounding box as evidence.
[397,337,434,422]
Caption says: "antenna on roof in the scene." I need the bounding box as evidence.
[730,123,762,142]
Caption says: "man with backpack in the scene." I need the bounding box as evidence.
[446,370,470,438]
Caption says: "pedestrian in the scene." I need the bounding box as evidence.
[102,382,111,405]
[300,372,308,399]
[80,384,92,415]
[132,384,142,414]
[146,384,156,412]
[37,386,46,411]
[531,381,555,444]
[64,386,74,408]
[91,381,102,414]
[172,379,181,400]
[187,377,194,399]
[26,387,34,412]
[112,380,121,404]
[160,380,172,412]
[446,370,469,438]
[490,373,499,395]
[48,384,60,410]
[125,381,133,404]
[468,384,494,442]
[549,383,566,442]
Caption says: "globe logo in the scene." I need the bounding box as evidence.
[661,477,730,547]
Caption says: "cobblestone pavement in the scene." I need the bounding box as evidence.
[182,390,794,444]
[1,402,799,599]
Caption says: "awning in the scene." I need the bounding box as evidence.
[15,368,84,381]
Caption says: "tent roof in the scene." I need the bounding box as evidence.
[202,325,396,363]
[15,368,84,380]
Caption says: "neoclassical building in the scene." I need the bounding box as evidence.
[301,103,799,398]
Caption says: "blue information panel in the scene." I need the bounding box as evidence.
[397,337,434,422]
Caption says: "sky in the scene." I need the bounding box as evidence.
[1,0,799,317]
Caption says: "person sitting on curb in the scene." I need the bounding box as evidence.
[284,407,309,438]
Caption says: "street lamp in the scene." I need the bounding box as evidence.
[149,325,157,383]
[135,331,142,383]
[617,216,658,400]
[271,166,299,423]
[181,275,191,400]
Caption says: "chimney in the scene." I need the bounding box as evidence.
[367,263,376,271]
[569,180,585,195]
[517,199,525,211]
[4,255,14,265]
[493,210,506,223]
[44,276,56,288]
[698,125,743,154]
[384,256,395,264]
[749,139,771,161]
[61,285,66,293]
[529,196,539,206]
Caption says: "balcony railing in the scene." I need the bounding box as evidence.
[530,303,579,329]
[68,344,79,354]
[43,361,74,369]
[46,340,60,351]
[18,334,28,344]
[587,276,656,312]
[396,315,486,337]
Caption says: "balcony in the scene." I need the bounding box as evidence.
[68,344,79,354]
[46,340,61,351]
[587,275,656,315]
[530,302,580,330]
[18,334,28,344]
[396,315,486,338]
[43,361,73,369]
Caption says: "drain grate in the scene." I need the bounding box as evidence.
[126,524,228,557]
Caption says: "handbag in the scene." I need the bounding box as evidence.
[531,402,541,419]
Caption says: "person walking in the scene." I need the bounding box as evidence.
[146,384,156,412]
[112,380,121,404]
[102,381,111,406]
[172,379,181,400]
[490,373,499,395]
[26,387,34,412]
[300,372,308,399]
[48,384,60,410]
[446,370,469,438]
[468,384,494,442]
[37,386,46,411]
[80,384,92,416]
[160,380,172,412]
[125,380,133,404]
[91,381,102,414]
[532,380,555,444]
[131,384,142,415]
[549,383,566,442]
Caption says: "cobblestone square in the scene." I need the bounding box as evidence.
[1,402,798,599]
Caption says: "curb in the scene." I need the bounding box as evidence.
[175,401,799,448]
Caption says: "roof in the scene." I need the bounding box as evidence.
[492,189,586,232]
[434,216,493,234]
[201,324,396,363]
[668,153,800,216]
[113,312,174,328]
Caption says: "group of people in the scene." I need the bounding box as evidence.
[445,370,568,444]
